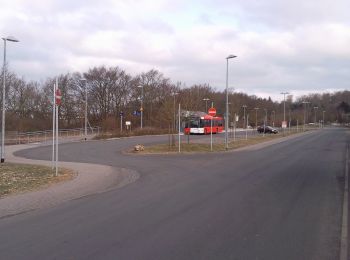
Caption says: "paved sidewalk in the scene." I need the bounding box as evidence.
[0,144,139,218]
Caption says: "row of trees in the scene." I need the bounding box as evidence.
[0,65,349,132]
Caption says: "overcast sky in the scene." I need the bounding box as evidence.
[1,0,349,101]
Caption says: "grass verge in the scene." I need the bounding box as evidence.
[134,131,306,154]
[0,163,74,198]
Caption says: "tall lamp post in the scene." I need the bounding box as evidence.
[313,106,318,125]
[264,109,267,137]
[80,78,88,140]
[138,85,144,129]
[323,110,326,128]
[272,110,275,127]
[1,36,19,163]
[254,107,259,128]
[173,92,178,130]
[225,54,237,150]
[302,101,310,131]
[242,105,247,129]
[280,92,289,123]
[203,98,210,112]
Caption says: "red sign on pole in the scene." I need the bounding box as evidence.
[208,107,216,116]
[55,89,62,106]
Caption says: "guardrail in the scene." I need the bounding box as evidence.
[6,127,101,145]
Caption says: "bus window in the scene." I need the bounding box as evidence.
[190,120,199,128]
[200,119,210,127]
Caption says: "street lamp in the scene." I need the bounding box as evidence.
[313,106,318,124]
[272,110,275,127]
[254,107,259,129]
[173,92,178,130]
[1,36,19,163]
[242,105,247,129]
[323,110,326,128]
[264,109,267,137]
[280,92,289,123]
[80,78,88,140]
[302,101,310,131]
[137,85,144,129]
[225,54,237,150]
[203,98,210,112]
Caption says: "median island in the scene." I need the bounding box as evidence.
[133,130,307,154]
[0,163,74,197]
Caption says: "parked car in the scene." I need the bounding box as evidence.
[257,125,278,134]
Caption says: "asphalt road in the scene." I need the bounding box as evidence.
[0,128,348,259]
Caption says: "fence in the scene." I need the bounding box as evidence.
[5,127,101,145]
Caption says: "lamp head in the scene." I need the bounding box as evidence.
[3,36,19,42]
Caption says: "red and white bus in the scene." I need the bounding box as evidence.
[184,114,224,135]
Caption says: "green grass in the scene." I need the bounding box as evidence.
[0,163,74,197]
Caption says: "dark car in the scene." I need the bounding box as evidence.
[257,125,278,134]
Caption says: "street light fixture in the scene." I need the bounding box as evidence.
[1,36,19,163]
[203,98,210,112]
[137,85,144,129]
[225,54,237,150]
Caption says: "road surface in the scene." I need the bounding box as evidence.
[0,128,348,259]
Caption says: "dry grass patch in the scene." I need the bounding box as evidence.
[0,163,74,198]
[137,131,304,154]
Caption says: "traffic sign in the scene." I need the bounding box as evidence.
[282,121,287,128]
[55,89,62,106]
[208,107,216,116]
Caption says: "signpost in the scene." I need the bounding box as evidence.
[208,107,216,151]
[125,121,131,131]
[282,121,287,128]
[208,107,216,116]
[52,79,61,177]
[120,112,124,132]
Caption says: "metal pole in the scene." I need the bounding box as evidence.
[246,114,248,140]
[323,111,325,128]
[243,105,246,129]
[120,114,123,132]
[52,83,56,169]
[210,116,213,151]
[263,109,267,137]
[173,94,176,130]
[233,113,236,142]
[178,103,181,153]
[225,55,236,150]
[84,81,87,140]
[55,79,58,177]
[141,86,143,129]
[254,107,259,129]
[314,107,318,125]
[302,101,309,131]
[1,39,6,163]
[225,58,229,150]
